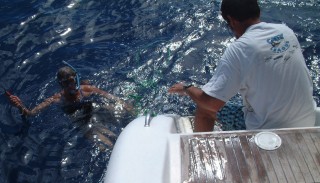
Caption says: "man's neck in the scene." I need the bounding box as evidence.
[236,18,261,38]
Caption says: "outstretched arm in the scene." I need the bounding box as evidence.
[8,94,61,116]
[83,85,133,111]
[168,83,225,131]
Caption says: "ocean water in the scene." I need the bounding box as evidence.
[0,0,319,182]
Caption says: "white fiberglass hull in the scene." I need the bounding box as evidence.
[104,107,320,183]
[104,114,186,183]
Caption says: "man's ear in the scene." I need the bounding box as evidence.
[227,15,236,27]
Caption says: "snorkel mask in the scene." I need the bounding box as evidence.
[62,61,80,90]
[57,61,80,95]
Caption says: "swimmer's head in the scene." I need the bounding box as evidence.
[57,66,76,82]
[57,61,81,94]
[57,66,79,94]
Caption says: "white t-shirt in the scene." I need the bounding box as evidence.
[202,22,315,129]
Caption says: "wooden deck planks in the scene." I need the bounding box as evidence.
[224,136,242,183]
[247,136,269,183]
[283,134,314,182]
[279,135,305,183]
[239,135,261,183]
[294,132,320,182]
[231,136,252,183]
[180,128,320,183]
[257,144,278,183]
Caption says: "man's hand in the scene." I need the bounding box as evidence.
[168,83,187,96]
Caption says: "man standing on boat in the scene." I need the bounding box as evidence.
[169,0,315,132]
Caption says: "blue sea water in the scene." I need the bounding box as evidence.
[0,0,319,182]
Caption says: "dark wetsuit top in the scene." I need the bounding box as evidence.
[61,89,92,115]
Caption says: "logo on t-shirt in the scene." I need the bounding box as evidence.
[267,33,290,53]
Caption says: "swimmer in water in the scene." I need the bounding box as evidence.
[8,64,133,150]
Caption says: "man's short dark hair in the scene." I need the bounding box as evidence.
[221,0,260,22]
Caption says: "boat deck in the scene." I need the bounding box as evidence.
[180,127,320,183]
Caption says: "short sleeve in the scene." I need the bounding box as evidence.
[202,48,242,102]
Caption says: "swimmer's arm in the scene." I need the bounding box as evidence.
[88,86,133,111]
[10,94,61,116]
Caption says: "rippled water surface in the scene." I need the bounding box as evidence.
[0,0,319,182]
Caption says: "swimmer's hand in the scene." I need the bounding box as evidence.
[9,95,24,109]
[8,95,29,115]
[115,100,133,112]
[123,102,134,112]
